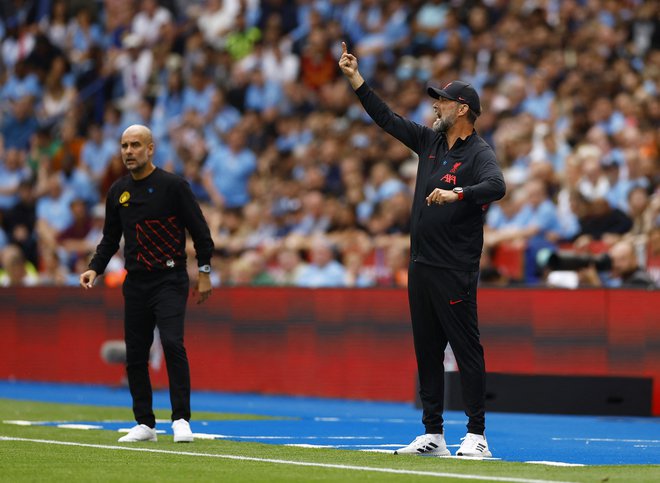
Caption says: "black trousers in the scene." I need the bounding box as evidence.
[408,261,486,435]
[122,269,191,427]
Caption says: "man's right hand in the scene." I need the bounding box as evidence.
[339,42,365,90]
[80,269,98,289]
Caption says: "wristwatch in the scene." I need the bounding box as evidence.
[199,264,211,273]
[452,187,464,201]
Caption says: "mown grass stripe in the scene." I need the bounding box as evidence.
[1,436,575,483]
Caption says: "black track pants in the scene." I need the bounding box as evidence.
[408,261,486,435]
[122,270,191,427]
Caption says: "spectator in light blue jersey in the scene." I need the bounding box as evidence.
[244,67,285,116]
[80,123,117,186]
[152,66,185,140]
[202,126,257,209]
[0,148,31,211]
[58,151,98,206]
[357,162,408,224]
[295,236,347,287]
[0,60,42,102]
[66,7,104,66]
[36,174,75,249]
[204,88,241,151]
[521,72,555,121]
[0,96,40,150]
[181,66,216,117]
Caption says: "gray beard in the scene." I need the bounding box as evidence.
[432,116,454,133]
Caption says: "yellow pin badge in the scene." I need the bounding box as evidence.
[119,191,130,206]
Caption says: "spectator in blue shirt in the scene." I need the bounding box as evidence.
[80,123,116,187]
[521,71,555,121]
[0,148,32,211]
[35,173,75,249]
[0,60,42,102]
[59,151,98,206]
[202,126,257,209]
[1,96,40,150]
[204,88,242,150]
[295,236,347,287]
[244,67,285,118]
[66,7,104,65]
[152,66,185,139]
[181,66,216,117]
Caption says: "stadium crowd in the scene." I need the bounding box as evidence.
[0,0,659,289]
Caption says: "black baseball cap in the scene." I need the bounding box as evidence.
[427,80,481,116]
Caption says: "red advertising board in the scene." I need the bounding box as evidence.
[0,287,658,414]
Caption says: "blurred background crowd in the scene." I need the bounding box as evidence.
[0,0,658,289]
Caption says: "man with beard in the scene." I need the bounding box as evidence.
[339,43,505,458]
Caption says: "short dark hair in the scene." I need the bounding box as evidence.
[466,108,478,124]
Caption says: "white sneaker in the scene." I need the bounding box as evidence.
[172,418,194,443]
[456,433,492,457]
[118,424,157,442]
[394,433,450,456]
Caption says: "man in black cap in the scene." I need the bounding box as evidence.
[339,43,505,458]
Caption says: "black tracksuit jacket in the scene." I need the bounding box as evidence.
[355,82,506,271]
[89,167,213,275]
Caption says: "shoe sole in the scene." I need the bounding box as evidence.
[456,452,492,458]
[394,449,450,456]
[117,437,157,443]
[174,435,194,443]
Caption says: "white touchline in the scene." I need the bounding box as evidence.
[552,437,660,443]
[0,436,577,483]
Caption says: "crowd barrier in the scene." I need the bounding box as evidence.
[0,287,658,415]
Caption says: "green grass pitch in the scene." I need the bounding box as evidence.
[1,399,658,482]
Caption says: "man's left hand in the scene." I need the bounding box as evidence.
[194,273,212,304]
[426,188,459,206]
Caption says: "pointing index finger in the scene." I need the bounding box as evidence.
[342,41,347,54]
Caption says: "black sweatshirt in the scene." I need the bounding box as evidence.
[89,167,214,275]
[355,82,506,271]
